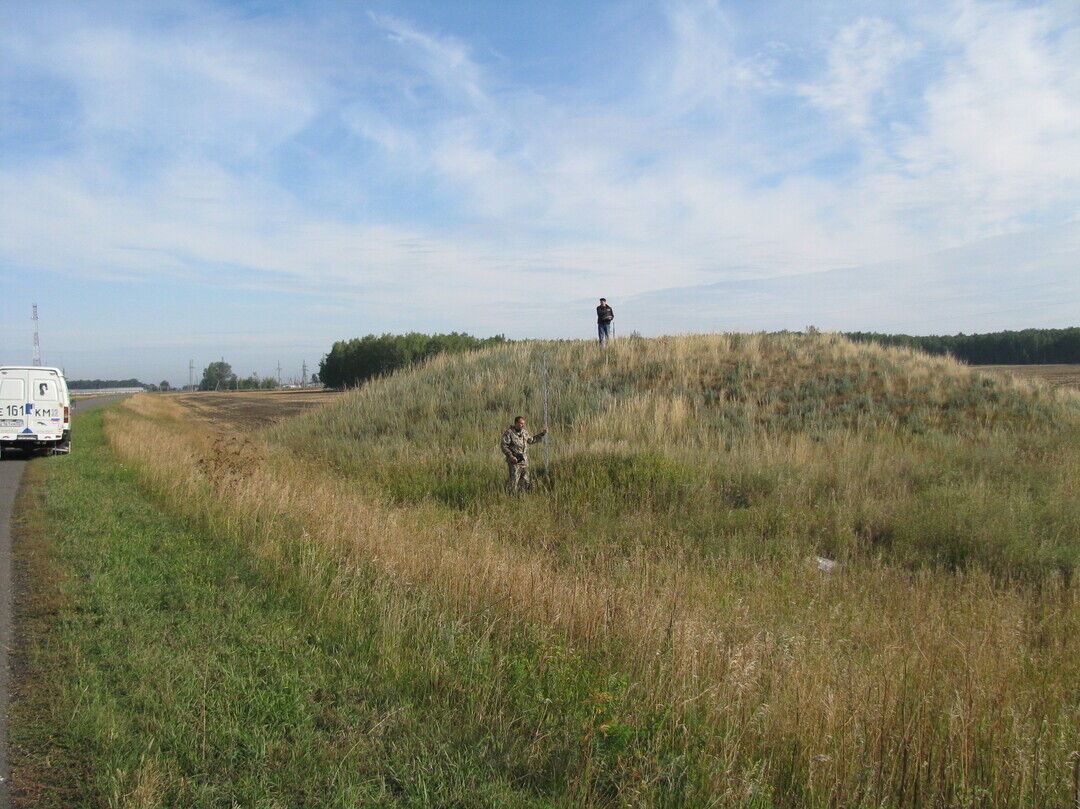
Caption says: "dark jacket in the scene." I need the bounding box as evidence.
[596,304,614,324]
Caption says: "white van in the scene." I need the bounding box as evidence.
[0,366,72,457]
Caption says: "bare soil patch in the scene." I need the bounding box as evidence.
[172,389,341,429]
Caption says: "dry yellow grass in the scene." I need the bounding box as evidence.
[104,333,1080,806]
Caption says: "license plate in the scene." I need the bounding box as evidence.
[16,434,37,440]
[0,419,22,428]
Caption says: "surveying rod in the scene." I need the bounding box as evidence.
[541,353,550,474]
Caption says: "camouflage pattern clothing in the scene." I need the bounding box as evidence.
[507,460,531,493]
[501,424,545,493]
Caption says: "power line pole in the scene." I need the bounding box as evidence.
[276,361,282,388]
[189,358,195,391]
[31,304,42,366]
[301,360,308,389]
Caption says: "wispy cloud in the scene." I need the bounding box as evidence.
[368,11,488,109]
[0,0,1076,377]
[798,17,918,130]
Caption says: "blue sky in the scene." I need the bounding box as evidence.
[1,0,1077,383]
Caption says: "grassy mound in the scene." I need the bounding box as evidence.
[275,333,1079,580]
[94,337,1079,805]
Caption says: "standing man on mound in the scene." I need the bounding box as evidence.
[597,297,614,345]
[501,415,547,494]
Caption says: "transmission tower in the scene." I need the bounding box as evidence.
[189,358,195,391]
[31,304,42,366]
[276,361,282,388]
[301,360,308,388]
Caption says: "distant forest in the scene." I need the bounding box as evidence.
[67,378,147,389]
[845,327,1079,365]
[320,332,507,389]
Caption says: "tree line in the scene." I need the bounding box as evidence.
[845,327,1080,365]
[68,378,147,389]
[319,332,507,389]
[199,361,287,391]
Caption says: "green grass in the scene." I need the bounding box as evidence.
[17,334,1080,808]
[274,334,1080,579]
[11,407,686,808]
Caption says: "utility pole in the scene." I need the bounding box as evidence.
[189,358,195,391]
[276,361,282,388]
[301,360,308,389]
[31,304,42,366]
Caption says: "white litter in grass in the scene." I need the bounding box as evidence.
[813,556,839,573]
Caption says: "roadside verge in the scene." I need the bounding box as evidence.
[6,405,563,807]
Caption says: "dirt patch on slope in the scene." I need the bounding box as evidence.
[171,390,341,430]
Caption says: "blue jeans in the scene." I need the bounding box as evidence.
[598,322,611,344]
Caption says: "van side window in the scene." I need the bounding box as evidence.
[34,380,57,401]
[1,379,26,400]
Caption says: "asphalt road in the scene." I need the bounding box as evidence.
[0,394,130,808]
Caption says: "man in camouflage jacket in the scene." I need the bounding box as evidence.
[501,416,547,493]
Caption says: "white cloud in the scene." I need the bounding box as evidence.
[368,11,488,110]
[0,0,1076,354]
[660,0,736,109]
[799,17,918,129]
[341,102,419,157]
[2,9,318,164]
[626,219,1080,334]
[899,1,1080,220]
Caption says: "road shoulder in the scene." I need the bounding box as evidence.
[1,394,130,809]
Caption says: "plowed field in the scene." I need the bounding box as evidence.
[173,389,341,428]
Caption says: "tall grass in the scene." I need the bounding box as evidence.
[13,409,590,806]
[105,333,1080,807]
[276,332,1078,578]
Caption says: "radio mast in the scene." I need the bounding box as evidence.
[31,304,42,366]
